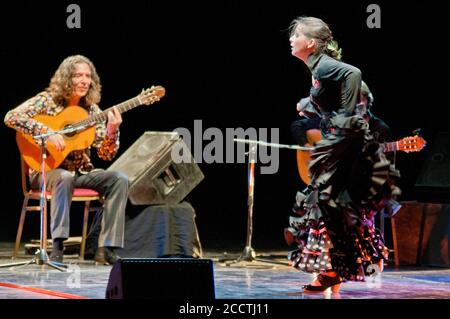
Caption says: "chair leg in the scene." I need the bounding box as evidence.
[391,217,399,267]
[79,201,91,260]
[13,196,30,259]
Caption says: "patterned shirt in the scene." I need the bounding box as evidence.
[4,91,120,174]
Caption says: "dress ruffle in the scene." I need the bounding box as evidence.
[286,114,400,281]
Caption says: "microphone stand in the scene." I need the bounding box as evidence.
[221,141,291,267]
[0,125,88,271]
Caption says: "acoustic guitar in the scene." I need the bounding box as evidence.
[17,85,165,172]
[296,129,427,184]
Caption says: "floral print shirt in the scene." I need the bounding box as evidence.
[4,91,120,174]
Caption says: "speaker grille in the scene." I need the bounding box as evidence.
[106,258,215,299]
[110,132,177,183]
[108,132,204,205]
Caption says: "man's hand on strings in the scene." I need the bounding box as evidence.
[107,108,122,136]
[47,134,66,152]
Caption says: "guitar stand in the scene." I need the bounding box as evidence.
[219,143,288,267]
[0,137,67,272]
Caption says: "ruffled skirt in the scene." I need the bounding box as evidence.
[286,114,400,281]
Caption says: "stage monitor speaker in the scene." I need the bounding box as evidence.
[415,132,450,203]
[105,258,215,299]
[108,131,204,205]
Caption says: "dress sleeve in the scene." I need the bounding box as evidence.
[299,96,321,119]
[316,59,362,115]
[339,64,362,116]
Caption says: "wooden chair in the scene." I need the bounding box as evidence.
[13,156,102,260]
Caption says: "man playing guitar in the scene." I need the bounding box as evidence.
[5,55,129,264]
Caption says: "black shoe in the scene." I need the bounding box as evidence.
[95,247,120,265]
[303,274,342,293]
[49,248,64,263]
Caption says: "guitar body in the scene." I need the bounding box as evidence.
[296,129,322,185]
[16,106,96,172]
[14,85,165,172]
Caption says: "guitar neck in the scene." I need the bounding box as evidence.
[382,141,397,153]
[75,96,141,128]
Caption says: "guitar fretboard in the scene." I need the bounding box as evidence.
[75,96,141,128]
[381,138,424,153]
[382,141,397,153]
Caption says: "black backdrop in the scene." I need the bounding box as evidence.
[0,1,447,250]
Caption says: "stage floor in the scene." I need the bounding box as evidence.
[0,242,449,299]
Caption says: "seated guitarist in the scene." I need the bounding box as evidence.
[4,55,128,264]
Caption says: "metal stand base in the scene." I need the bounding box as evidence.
[221,141,289,268]
[220,246,288,267]
[0,249,67,272]
[0,137,69,272]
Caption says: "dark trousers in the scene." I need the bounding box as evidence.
[31,169,129,248]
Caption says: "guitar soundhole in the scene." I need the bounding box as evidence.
[64,132,76,138]
[63,124,77,138]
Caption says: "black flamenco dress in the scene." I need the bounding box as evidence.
[286,53,401,281]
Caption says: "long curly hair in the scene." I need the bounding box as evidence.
[290,16,342,61]
[46,55,102,107]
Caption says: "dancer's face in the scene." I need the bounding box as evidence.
[289,26,315,63]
